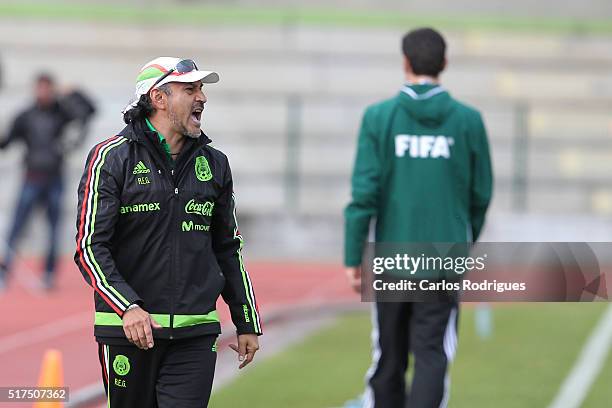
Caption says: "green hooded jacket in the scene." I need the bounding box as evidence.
[344,84,493,266]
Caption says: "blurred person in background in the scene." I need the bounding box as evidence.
[74,57,261,407]
[0,73,95,290]
[344,28,493,407]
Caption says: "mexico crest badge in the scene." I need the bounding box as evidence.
[195,156,212,182]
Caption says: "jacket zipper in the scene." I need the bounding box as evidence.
[169,168,179,339]
[139,135,199,339]
[139,137,178,338]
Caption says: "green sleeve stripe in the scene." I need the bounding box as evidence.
[81,137,131,312]
[237,249,259,332]
[85,137,131,308]
[232,193,261,333]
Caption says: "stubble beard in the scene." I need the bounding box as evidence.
[168,103,201,139]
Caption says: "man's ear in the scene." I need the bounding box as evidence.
[149,88,166,111]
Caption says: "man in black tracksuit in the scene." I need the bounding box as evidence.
[74,57,262,407]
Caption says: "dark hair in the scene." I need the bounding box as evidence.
[123,94,154,124]
[401,28,446,77]
[36,72,54,85]
[123,83,172,124]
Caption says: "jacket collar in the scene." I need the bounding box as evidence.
[118,118,213,147]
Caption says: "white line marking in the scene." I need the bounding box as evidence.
[0,312,91,354]
[548,304,612,408]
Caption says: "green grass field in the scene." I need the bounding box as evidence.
[210,303,610,408]
[1,2,612,35]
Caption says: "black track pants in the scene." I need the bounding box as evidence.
[364,302,459,408]
[98,335,217,408]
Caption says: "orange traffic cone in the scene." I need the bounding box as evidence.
[33,349,64,408]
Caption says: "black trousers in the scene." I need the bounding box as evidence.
[364,302,459,408]
[98,335,217,408]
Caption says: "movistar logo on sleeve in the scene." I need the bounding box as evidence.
[120,202,161,214]
[133,161,151,174]
[395,135,454,159]
[185,199,214,217]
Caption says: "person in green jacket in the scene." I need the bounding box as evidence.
[344,28,493,408]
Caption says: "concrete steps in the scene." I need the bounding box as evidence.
[1,17,612,257]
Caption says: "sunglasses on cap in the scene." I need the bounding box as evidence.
[151,59,199,89]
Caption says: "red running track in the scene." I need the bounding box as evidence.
[0,257,356,406]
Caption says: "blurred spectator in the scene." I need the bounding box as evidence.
[0,73,95,290]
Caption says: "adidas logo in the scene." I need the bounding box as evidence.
[132,161,151,175]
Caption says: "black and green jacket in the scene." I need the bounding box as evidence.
[345,84,493,266]
[74,118,262,344]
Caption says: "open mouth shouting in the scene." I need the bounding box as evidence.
[191,105,203,126]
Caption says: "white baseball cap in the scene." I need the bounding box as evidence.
[123,56,219,114]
